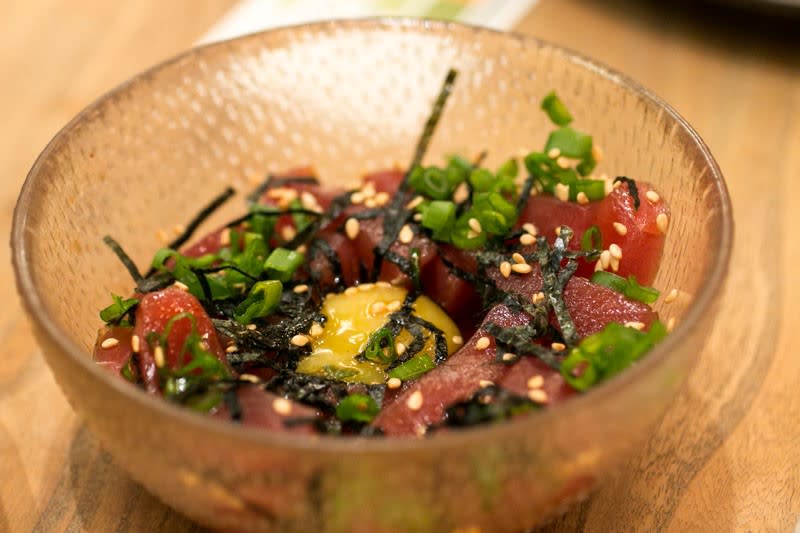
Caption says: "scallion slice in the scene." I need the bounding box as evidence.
[591,272,660,304]
[364,327,397,365]
[264,247,304,282]
[421,200,456,239]
[336,393,380,423]
[388,354,436,381]
[581,225,602,252]
[233,279,283,324]
[541,91,573,126]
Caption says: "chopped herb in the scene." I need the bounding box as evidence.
[541,91,573,126]
[581,225,603,252]
[388,354,435,381]
[336,393,380,423]
[363,327,397,365]
[591,272,660,304]
[443,386,537,428]
[234,280,283,324]
[264,247,304,282]
[99,294,139,325]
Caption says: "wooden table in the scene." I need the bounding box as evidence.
[2,1,798,531]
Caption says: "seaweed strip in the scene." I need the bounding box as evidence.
[164,187,236,253]
[613,176,640,210]
[102,235,143,283]
[246,175,319,204]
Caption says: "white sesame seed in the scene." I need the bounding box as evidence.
[272,397,292,415]
[594,259,604,272]
[301,191,321,212]
[239,373,260,383]
[520,234,536,246]
[548,147,561,159]
[309,323,324,337]
[387,300,402,312]
[556,156,571,169]
[624,321,645,331]
[171,280,189,292]
[290,334,310,347]
[502,352,516,362]
[131,335,140,353]
[156,228,169,244]
[406,390,424,410]
[101,337,119,349]
[532,292,545,304]
[665,288,679,304]
[357,283,374,292]
[576,192,589,205]
[281,225,297,241]
[396,342,406,355]
[646,190,661,204]
[551,342,566,352]
[173,224,186,236]
[345,218,360,240]
[554,183,570,202]
[453,183,469,204]
[344,287,358,296]
[591,144,604,163]
[374,192,390,206]
[610,256,620,272]
[511,263,533,274]
[479,379,495,388]
[293,284,309,294]
[613,222,628,236]
[413,213,422,221]
[387,377,402,389]
[475,337,491,350]
[554,226,562,236]
[219,229,231,247]
[362,182,376,198]
[667,317,676,332]
[527,375,544,389]
[528,389,549,404]
[600,250,612,269]
[246,324,257,331]
[154,345,165,367]
[522,223,538,235]
[226,344,239,354]
[364,198,378,208]
[406,196,424,210]
[377,281,392,288]
[468,218,482,234]
[500,261,512,278]
[370,301,387,314]
[512,252,526,264]
[452,335,464,345]
[466,230,480,240]
[656,213,669,234]
[350,191,365,204]
[609,243,623,260]
[399,224,414,244]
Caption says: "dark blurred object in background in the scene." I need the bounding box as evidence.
[706,0,800,17]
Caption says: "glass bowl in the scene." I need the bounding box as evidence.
[12,18,732,532]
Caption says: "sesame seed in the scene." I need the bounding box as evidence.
[468,218,482,234]
[219,229,231,246]
[362,182,376,198]
[173,280,189,291]
[226,344,239,354]
[370,301,387,314]
[293,284,309,294]
[551,342,566,352]
[387,377,402,389]
[309,323,324,337]
[374,192,390,206]
[357,283,374,292]
[592,144,604,163]
[466,230,480,240]
[246,324,257,331]
[665,288,679,304]
[594,259,604,272]
[613,222,628,236]
[154,345,165,367]
[667,317,676,332]
[173,224,186,236]
[522,222,538,235]
[377,281,391,288]
[500,261,512,278]
[532,292,545,304]
[646,190,661,204]
[511,263,533,274]
[554,226,562,236]
[131,335,140,353]
[475,337,491,350]
[609,243,623,260]
[502,352,516,362]
[387,300,402,312]
[520,234,536,246]
[344,287,358,296]
[610,256,620,272]
[272,397,292,415]
[576,192,589,205]
[479,379,495,388]
[301,191,321,212]
[364,198,377,208]
[548,147,561,159]
[396,342,406,356]
[556,156,571,169]
[350,191,365,204]
[239,373,260,383]
[345,218,360,240]
[399,224,414,244]
[413,212,423,222]
[101,337,119,349]
[406,196,424,210]
[527,375,544,389]
[600,250,612,269]
[156,228,169,244]
[528,389,549,404]
[512,252,526,264]
[656,213,669,234]
[624,321,645,331]
[290,334,310,347]
[453,183,469,203]
[406,390,424,411]
[452,335,464,345]
[281,225,297,241]
[554,183,570,202]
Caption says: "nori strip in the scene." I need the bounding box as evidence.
[613,176,640,210]
[102,235,143,283]
[440,385,538,428]
[246,174,319,204]
[163,187,236,254]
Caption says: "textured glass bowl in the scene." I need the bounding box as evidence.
[12,19,732,532]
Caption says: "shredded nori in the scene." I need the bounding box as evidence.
[440,385,538,428]
[613,176,640,210]
[102,235,143,283]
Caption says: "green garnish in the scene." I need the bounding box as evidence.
[541,90,573,126]
[590,272,660,304]
[560,321,667,391]
[234,280,283,324]
[364,327,397,365]
[264,247,304,282]
[99,294,140,325]
[580,225,602,252]
[421,200,456,240]
[545,127,592,161]
[388,354,436,381]
[336,393,380,423]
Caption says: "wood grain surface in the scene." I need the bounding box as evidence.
[1,1,798,531]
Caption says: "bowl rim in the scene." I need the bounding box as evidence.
[12,17,733,454]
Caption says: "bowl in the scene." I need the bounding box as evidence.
[12,18,732,532]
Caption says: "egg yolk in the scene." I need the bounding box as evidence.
[295,284,461,384]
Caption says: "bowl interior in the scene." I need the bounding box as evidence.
[13,19,731,532]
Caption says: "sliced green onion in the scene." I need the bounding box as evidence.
[264,247,304,281]
[289,198,312,233]
[421,200,456,240]
[364,327,396,365]
[409,166,451,200]
[450,216,488,250]
[336,393,380,423]
[591,272,660,304]
[581,225,603,252]
[545,127,593,160]
[496,158,519,181]
[388,354,436,381]
[561,321,666,391]
[572,179,605,201]
[541,91,573,126]
[234,279,283,324]
[99,294,140,324]
[468,168,495,192]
